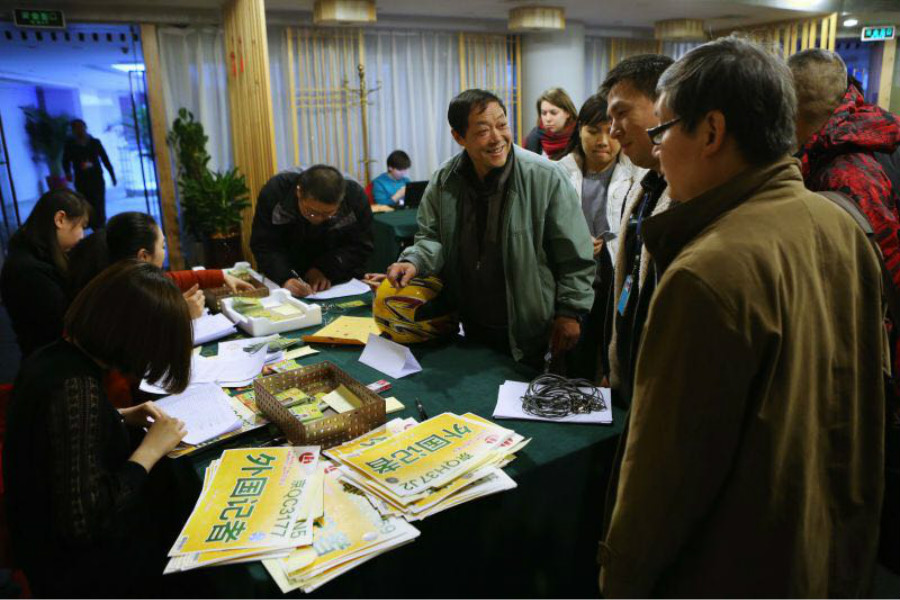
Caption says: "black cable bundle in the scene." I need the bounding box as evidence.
[521,373,607,418]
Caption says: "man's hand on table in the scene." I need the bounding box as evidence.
[284,278,313,297]
[305,268,331,292]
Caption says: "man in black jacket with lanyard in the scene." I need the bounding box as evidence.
[250,165,373,297]
[600,54,674,408]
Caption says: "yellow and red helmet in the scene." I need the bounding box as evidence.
[373,275,457,344]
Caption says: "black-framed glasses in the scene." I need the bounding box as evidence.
[647,117,682,145]
[297,185,339,222]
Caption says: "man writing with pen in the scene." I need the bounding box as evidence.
[250,164,374,297]
[386,89,595,368]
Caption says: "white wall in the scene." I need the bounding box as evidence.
[521,21,586,135]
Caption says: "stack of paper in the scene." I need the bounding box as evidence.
[165,446,321,573]
[305,278,371,300]
[323,413,528,522]
[193,313,238,346]
[154,383,243,445]
[140,345,269,393]
[263,461,420,593]
[494,380,613,425]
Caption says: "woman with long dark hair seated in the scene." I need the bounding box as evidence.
[69,211,254,317]
[3,260,192,597]
[0,189,91,357]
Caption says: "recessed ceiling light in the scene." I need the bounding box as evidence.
[843,18,859,27]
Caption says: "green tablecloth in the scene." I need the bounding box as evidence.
[366,208,420,273]
[179,295,624,597]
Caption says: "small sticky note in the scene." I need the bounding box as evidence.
[321,384,362,413]
[384,397,404,414]
[284,346,319,361]
[337,299,366,309]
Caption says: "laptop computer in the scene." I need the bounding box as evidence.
[403,181,428,208]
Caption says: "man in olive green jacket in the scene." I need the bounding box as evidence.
[388,90,595,363]
[600,38,886,597]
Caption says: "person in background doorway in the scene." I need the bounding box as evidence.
[558,93,644,380]
[0,188,90,357]
[524,87,578,161]
[372,150,412,206]
[63,119,116,230]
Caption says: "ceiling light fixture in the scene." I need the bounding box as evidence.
[843,18,859,27]
[313,0,376,26]
[111,62,145,72]
[508,6,565,32]
[654,19,707,41]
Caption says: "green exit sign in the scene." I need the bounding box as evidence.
[13,8,66,29]
[861,25,895,42]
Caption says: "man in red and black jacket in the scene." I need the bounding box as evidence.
[250,165,373,297]
[790,48,900,572]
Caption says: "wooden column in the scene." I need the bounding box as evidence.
[140,23,184,270]
[878,38,897,111]
[223,0,278,265]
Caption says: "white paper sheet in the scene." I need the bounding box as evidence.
[493,380,613,425]
[358,333,421,379]
[193,313,237,346]
[154,383,243,445]
[140,345,269,393]
[305,278,371,300]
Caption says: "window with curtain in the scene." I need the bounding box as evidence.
[458,33,522,144]
[584,37,704,99]
[364,29,461,181]
[271,27,511,183]
[156,26,232,173]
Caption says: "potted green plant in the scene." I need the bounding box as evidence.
[21,105,71,190]
[168,108,250,267]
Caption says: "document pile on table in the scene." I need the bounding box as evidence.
[165,446,321,574]
[262,461,420,593]
[323,413,528,522]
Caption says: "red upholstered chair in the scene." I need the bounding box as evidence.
[0,383,32,598]
[365,181,375,205]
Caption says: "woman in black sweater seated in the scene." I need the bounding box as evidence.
[0,188,91,357]
[3,260,192,597]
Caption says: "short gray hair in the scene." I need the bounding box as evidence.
[787,49,847,125]
[657,35,796,165]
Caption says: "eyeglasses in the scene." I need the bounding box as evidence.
[297,186,339,222]
[647,117,682,145]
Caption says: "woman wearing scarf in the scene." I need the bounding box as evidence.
[524,87,578,161]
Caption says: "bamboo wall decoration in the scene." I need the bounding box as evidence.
[458,33,522,142]
[223,0,278,264]
[717,12,838,56]
[286,28,376,184]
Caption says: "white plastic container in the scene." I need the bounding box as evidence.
[221,288,322,336]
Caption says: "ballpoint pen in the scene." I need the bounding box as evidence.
[415,398,428,421]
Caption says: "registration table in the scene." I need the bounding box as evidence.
[175,296,625,598]
[366,208,420,273]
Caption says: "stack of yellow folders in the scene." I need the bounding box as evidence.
[323,413,529,522]
[164,446,322,573]
[263,461,421,593]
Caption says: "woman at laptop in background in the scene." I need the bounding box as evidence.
[372,150,412,207]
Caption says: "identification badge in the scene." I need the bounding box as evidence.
[617,275,633,316]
